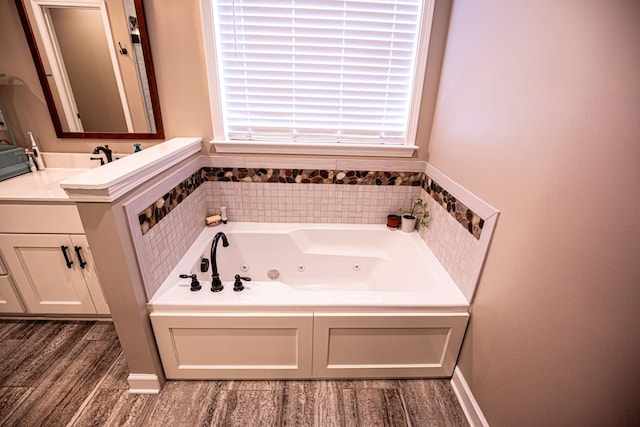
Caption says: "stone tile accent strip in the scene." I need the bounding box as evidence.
[138,169,205,235]
[202,167,425,186]
[423,176,484,239]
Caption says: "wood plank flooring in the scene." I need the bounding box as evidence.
[0,320,469,426]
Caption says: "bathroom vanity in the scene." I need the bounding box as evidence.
[0,169,109,315]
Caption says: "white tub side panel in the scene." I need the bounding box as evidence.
[312,312,469,378]
[150,312,313,379]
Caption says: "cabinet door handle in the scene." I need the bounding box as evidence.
[61,245,74,268]
[74,246,87,269]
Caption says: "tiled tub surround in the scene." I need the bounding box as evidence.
[418,188,482,299]
[130,156,497,302]
[136,185,207,292]
[137,165,487,238]
[206,181,420,224]
[138,167,424,234]
[419,165,499,301]
[124,156,208,298]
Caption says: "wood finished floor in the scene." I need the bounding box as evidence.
[0,320,469,427]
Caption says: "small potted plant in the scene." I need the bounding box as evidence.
[398,195,430,232]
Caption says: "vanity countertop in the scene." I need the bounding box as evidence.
[0,138,202,204]
[0,168,87,203]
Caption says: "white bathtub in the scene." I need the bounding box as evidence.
[148,223,470,380]
[148,223,469,311]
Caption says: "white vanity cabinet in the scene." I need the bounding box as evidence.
[0,204,109,315]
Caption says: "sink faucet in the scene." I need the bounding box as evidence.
[92,145,113,163]
[210,232,229,292]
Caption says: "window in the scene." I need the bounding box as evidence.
[202,0,435,156]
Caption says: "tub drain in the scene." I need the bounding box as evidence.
[267,269,280,280]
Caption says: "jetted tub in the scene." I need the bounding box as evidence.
[148,223,470,380]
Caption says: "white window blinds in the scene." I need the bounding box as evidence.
[211,0,429,146]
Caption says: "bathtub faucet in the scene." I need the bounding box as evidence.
[210,232,229,292]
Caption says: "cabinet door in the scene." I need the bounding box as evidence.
[70,235,109,314]
[0,234,97,314]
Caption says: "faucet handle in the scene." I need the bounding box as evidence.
[179,274,201,292]
[233,274,251,292]
[200,257,210,272]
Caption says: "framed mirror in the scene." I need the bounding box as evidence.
[15,0,164,139]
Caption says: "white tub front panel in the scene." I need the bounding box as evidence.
[150,312,313,379]
[312,312,469,378]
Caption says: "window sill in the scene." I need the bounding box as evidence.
[209,141,418,158]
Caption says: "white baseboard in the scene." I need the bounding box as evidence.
[127,373,162,394]
[451,366,490,427]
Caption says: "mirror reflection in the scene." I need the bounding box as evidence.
[16,0,164,138]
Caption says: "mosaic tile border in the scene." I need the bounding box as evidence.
[202,167,425,186]
[423,175,484,239]
[138,169,205,235]
[137,166,485,239]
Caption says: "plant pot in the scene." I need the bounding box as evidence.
[387,214,401,229]
[401,214,417,232]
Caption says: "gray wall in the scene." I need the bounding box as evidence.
[428,0,640,425]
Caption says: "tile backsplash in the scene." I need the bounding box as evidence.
[207,181,420,224]
[136,184,206,296]
[204,166,424,224]
[419,165,499,301]
[418,187,482,296]
[138,167,425,235]
[135,164,488,241]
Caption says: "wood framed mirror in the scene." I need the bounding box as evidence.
[15,0,164,139]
